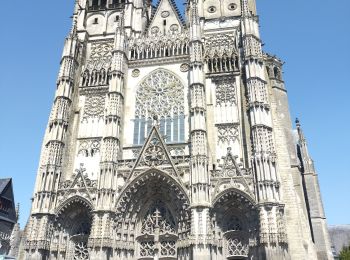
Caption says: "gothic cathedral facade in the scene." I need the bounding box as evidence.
[22,0,333,259]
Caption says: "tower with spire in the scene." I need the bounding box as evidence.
[22,0,333,259]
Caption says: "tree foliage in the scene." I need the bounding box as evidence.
[340,245,350,260]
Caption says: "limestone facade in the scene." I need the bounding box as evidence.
[21,0,333,259]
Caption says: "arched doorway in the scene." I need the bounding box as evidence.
[211,189,258,260]
[50,197,93,260]
[114,170,190,259]
[137,200,178,259]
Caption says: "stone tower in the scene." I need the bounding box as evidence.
[22,0,333,259]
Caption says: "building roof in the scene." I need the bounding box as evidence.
[0,178,17,224]
[147,0,184,32]
[0,179,11,196]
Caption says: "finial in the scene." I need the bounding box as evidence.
[295,117,307,143]
[75,163,86,175]
[152,115,160,127]
[190,0,199,25]
[70,17,78,37]
[118,10,125,27]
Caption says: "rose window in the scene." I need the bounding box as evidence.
[133,70,185,145]
[74,241,89,260]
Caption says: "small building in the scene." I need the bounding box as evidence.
[0,179,16,257]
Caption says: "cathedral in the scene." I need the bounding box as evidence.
[21,0,333,259]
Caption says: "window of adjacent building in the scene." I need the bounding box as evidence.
[0,198,11,214]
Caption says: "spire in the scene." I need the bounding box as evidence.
[69,0,81,37]
[189,0,201,42]
[69,18,78,37]
[296,118,306,144]
[190,0,199,25]
[116,9,125,33]
[114,10,126,52]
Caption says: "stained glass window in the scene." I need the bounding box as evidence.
[133,70,185,145]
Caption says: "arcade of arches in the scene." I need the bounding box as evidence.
[44,172,258,260]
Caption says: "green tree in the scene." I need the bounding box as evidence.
[340,245,350,260]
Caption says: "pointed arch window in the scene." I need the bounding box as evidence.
[133,70,185,145]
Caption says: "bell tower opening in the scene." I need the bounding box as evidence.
[88,0,126,11]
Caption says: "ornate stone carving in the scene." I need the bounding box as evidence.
[180,63,189,72]
[170,24,179,33]
[138,201,177,258]
[78,139,101,157]
[217,123,239,144]
[136,70,184,118]
[151,26,160,35]
[86,40,114,71]
[129,31,189,60]
[83,95,105,118]
[161,11,170,18]
[74,241,89,260]
[252,125,275,154]
[204,33,239,73]
[59,164,97,190]
[143,137,166,167]
[131,69,140,77]
[227,238,249,257]
[215,80,237,106]
[247,78,269,105]
[244,35,263,58]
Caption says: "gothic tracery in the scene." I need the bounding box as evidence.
[134,70,185,145]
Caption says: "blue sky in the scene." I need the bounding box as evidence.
[0,0,349,228]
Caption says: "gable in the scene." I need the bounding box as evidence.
[0,178,17,224]
[148,0,183,35]
[130,124,181,181]
[0,179,11,196]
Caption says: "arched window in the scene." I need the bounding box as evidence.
[133,70,185,145]
[274,67,281,80]
[52,202,92,260]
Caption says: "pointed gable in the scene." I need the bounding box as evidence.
[212,148,255,198]
[148,0,184,35]
[0,178,17,224]
[130,125,180,180]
